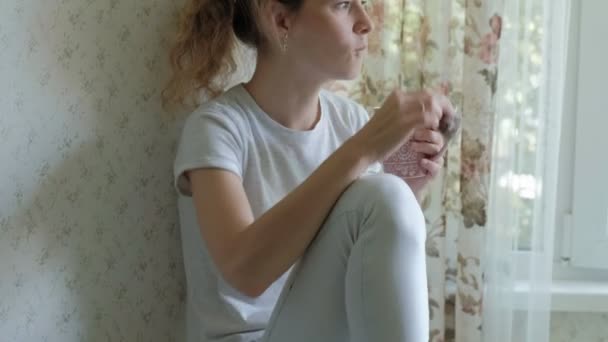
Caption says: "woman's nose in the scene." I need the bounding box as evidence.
[353,4,374,35]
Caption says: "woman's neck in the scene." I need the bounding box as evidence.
[243,57,326,131]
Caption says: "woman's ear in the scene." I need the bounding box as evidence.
[260,0,294,42]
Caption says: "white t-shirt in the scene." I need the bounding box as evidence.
[173,83,382,342]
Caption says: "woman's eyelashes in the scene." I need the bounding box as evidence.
[335,1,368,11]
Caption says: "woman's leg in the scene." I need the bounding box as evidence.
[260,173,429,342]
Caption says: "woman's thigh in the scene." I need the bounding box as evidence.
[260,173,426,342]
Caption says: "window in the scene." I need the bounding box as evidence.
[502,0,608,272]
[558,0,608,270]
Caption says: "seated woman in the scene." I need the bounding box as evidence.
[162,1,454,341]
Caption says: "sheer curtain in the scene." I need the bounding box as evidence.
[483,0,571,341]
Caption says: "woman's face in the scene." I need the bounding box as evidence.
[281,0,374,81]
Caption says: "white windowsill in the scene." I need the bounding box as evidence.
[513,279,608,312]
[509,252,608,312]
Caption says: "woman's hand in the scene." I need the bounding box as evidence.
[406,128,448,201]
[352,89,454,165]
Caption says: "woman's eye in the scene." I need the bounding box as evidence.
[336,1,352,10]
[336,1,369,11]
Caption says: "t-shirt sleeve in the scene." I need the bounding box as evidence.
[352,102,384,176]
[173,109,244,197]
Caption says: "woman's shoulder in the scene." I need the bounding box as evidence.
[184,86,247,124]
[320,89,370,130]
[175,94,249,145]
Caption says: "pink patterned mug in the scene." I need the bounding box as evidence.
[375,107,462,180]
[382,140,427,179]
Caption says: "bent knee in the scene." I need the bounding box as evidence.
[349,174,418,210]
[348,174,426,238]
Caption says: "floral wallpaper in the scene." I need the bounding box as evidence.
[0,1,191,341]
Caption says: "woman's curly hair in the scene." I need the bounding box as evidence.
[161,0,304,113]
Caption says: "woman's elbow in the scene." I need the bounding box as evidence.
[222,260,269,298]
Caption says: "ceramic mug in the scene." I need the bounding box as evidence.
[383,139,427,179]
[369,106,462,180]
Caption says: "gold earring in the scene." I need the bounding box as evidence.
[281,32,289,53]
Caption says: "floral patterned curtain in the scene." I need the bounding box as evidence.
[327,1,504,341]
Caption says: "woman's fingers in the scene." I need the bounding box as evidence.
[420,156,444,177]
[411,141,442,155]
[417,91,442,130]
[411,129,446,156]
[413,129,444,145]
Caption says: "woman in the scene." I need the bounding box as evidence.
[162,1,455,341]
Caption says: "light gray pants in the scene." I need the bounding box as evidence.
[260,174,430,342]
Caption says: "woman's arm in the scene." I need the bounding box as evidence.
[189,138,370,297]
